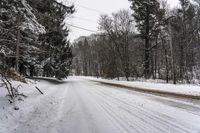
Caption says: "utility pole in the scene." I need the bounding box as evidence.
[16,28,20,73]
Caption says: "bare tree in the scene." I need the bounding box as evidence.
[98,9,134,81]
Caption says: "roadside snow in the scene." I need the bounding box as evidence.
[0,77,200,133]
[78,76,200,97]
[0,79,59,133]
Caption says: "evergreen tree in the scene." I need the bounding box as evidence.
[29,0,74,79]
[129,0,163,78]
[0,0,45,75]
[0,0,74,79]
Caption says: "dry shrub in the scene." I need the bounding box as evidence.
[5,68,26,83]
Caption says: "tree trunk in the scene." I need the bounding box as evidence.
[144,5,150,79]
[168,21,176,84]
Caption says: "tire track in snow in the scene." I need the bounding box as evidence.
[91,87,191,133]
[81,80,199,133]
[80,82,153,133]
[86,86,168,133]
[63,80,123,133]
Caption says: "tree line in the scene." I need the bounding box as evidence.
[73,0,200,84]
[0,0,74,79]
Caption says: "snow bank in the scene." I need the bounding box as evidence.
[0,78,55,133]
[77,76,200,97]
[0,78,37,98]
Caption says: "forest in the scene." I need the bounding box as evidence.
[0,0,74,80]
[1,0,200,85]
[73,0,200,84]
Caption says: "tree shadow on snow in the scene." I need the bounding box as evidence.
[27,77,68,85]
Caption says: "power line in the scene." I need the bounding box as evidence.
[66,23,98,33]
[74,16,97,23]
[65,13,98,24]
[75,4,105,14]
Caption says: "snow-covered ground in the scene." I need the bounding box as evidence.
[0,77,200,133]
[80,76,200,97]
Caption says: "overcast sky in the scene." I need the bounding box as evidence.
[65,0,180,41]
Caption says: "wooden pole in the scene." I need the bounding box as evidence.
[16,28,20,72]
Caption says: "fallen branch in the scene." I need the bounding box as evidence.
[35,86,44,95]
[4,76,15,97]
[1,78,13,99]
[17,93,28,98]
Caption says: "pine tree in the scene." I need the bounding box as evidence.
[0,0,45,75]
[30,0,74,79]
[129,0,162,78]
[0,0,74,79]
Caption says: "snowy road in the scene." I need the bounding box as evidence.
[1,77,200,133]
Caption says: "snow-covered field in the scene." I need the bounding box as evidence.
[0,77,200,133]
